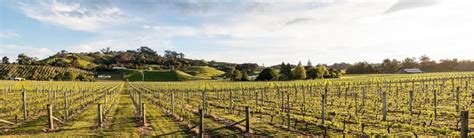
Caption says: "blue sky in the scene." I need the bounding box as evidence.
[1,0,473,65]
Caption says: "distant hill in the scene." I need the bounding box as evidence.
[5,46,261,81]
[0,64,94,81]
[37,47,236,71]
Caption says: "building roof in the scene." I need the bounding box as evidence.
[401,68,423,73]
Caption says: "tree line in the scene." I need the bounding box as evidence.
[346,55,474,74]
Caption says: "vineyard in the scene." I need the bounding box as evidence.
[0,64,94,81]
[1,72,473,137]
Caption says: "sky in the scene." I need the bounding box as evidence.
[0,0,473,66]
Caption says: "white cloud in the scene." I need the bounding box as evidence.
[184,0,474,65]
[67,31,175,54]
[9,0,471,65]
[0,32,20,39]
[18,1,129,32]
[0,44,53,61]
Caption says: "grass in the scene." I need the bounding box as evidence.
[143,102,188,136]
[101,90,139,136]
[143,71,180,81]
[54,103,100,136]
[117,69,210,81]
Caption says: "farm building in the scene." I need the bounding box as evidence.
[97,75,112,79]
[398,68,423,74]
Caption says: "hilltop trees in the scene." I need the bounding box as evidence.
[346,55,474,74]
[381,59,400,73]
[1,56,9,64]
[17,53,37,65]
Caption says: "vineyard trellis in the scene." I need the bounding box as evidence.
[0,72,473,136]
[129,72,474,136]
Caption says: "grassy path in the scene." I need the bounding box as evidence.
[142,103,188,136]
[100,90,139,136]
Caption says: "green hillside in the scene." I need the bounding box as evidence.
[183,66,225,79]
[43,54,97,70]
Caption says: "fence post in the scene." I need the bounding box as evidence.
[98,104,103,127]
[409,90,413,114]
[142,103,146,126]
[21,86,27,121]
[245,106,250,133]
[460,111,468,138]
[47,104,54,130]
[199,108,204,138]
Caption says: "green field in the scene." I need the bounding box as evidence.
[108,69,212,82]
[1,72,474,137]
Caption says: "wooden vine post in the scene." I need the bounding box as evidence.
[171,93,175,114]
[409,90,414,114]
[229,91,233,113]
[245,106,250,133]
[64,89,68,121]
[382,91,387,121]
[460,111,468,138]
[98,104,103,127]
[138,91,142,112]
[47,104,54,130]
[433,89,437,119]
[322,94,326,125]
[141,103,146,126]
[287,91,291,129]
[456,87,460,112]
[199,108,204,138]
[21,86,27,121]
[104,91,108,111]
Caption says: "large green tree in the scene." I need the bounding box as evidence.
[316,65,328,78]
[306,67,318,79]
[231,69,242,81]
[279,62,292,80]
[257,68,277,81]
[292,63,306,80]
[402,57,419,69]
